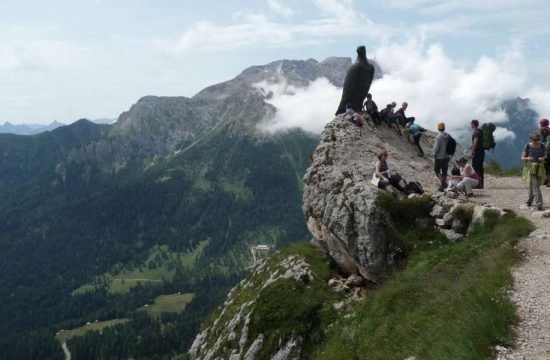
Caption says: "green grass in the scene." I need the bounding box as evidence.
[314,211,534,360]
[199,242,343,359]
[55,319,130,343]
[72,240,210,295]
[139,293,195,318]
[485,161,522,177]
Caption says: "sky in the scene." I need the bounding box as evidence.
[2,0,550,130]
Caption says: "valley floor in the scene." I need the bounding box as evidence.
[470,175,550,360]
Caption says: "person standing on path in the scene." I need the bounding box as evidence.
[433,122,450,191]
[521,132,547,211]
[539,118,550,186]
[470,119,485,188]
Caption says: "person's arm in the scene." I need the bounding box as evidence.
[472,131,480,153]
[521,144,532,161]
[375,161,389,180]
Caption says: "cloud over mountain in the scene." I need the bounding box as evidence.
[258,40,548,137]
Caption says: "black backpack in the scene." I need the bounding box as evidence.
[481,123,496,151]
[446,135,457,156]
[404,181,424,195]
[379,108,388,121]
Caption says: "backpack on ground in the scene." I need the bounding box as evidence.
[446,135,457,156]
[481,123,496,151]
[404,181,424,195]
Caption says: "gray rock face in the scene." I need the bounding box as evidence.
[188,253,316,360]
[303,116,439,283]
[302,114,473,282]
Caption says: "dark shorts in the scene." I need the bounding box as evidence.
[434,158,449,176]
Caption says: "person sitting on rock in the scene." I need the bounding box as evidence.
[395,101,415,128]
[363,93,381,125]
[382,102,397,126]
[447,156,480,197]
[373,148,407,196]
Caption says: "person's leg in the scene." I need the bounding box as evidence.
[460,178,478,196]
[414,134,424,156]
[527,175,535,206]
[441,158,449,190]
[389,174,406,191]
[472,151,485,188]
[533,175,543,209]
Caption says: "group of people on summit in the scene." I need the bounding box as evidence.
[336,45,550,209]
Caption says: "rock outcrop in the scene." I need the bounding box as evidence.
[302,115,441,283]
[188,244,343,360]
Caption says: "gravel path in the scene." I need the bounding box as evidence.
[468,175,550,360]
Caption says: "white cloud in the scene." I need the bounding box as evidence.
[526,87,550,119]
[494,127,516,141]
[160,0,389,54]
[267,0,295,17]
[0,28,89,72]
[372,41,524,132]
[255,77,341,133]
[312,0,355,19]
[255,40,550,138]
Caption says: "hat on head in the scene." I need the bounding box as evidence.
[457,156,468,163]
[437,122,445,130]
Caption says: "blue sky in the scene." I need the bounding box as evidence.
[2,0,550,125]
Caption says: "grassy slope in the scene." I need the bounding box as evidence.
[313,201,534,359]
[139,293,195,318]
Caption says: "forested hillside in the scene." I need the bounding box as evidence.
[0,57,347,359]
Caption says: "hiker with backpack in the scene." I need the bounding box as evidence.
[538,118,550,186]
[373,148,408,197]
[447,156,480,197]
[521,132,547,211]
[470,120,486,188]
[363,93,381,125]
[433,122,452,191]
[406,120,426,157]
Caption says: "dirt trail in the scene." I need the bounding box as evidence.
[468,175,550,360]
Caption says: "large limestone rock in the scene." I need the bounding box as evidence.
[303,116,441,283]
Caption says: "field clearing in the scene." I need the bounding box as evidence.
[55,318,130,343]
[140,293,194,318]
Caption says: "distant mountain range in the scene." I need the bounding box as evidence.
[0,118,116,135]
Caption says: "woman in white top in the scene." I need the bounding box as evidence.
[452,156,480,197]
[374,148,407,195]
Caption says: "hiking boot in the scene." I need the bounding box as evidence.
[526,201,532,207]
[537,205,544,211]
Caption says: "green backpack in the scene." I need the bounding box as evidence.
[481,123,496,151]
